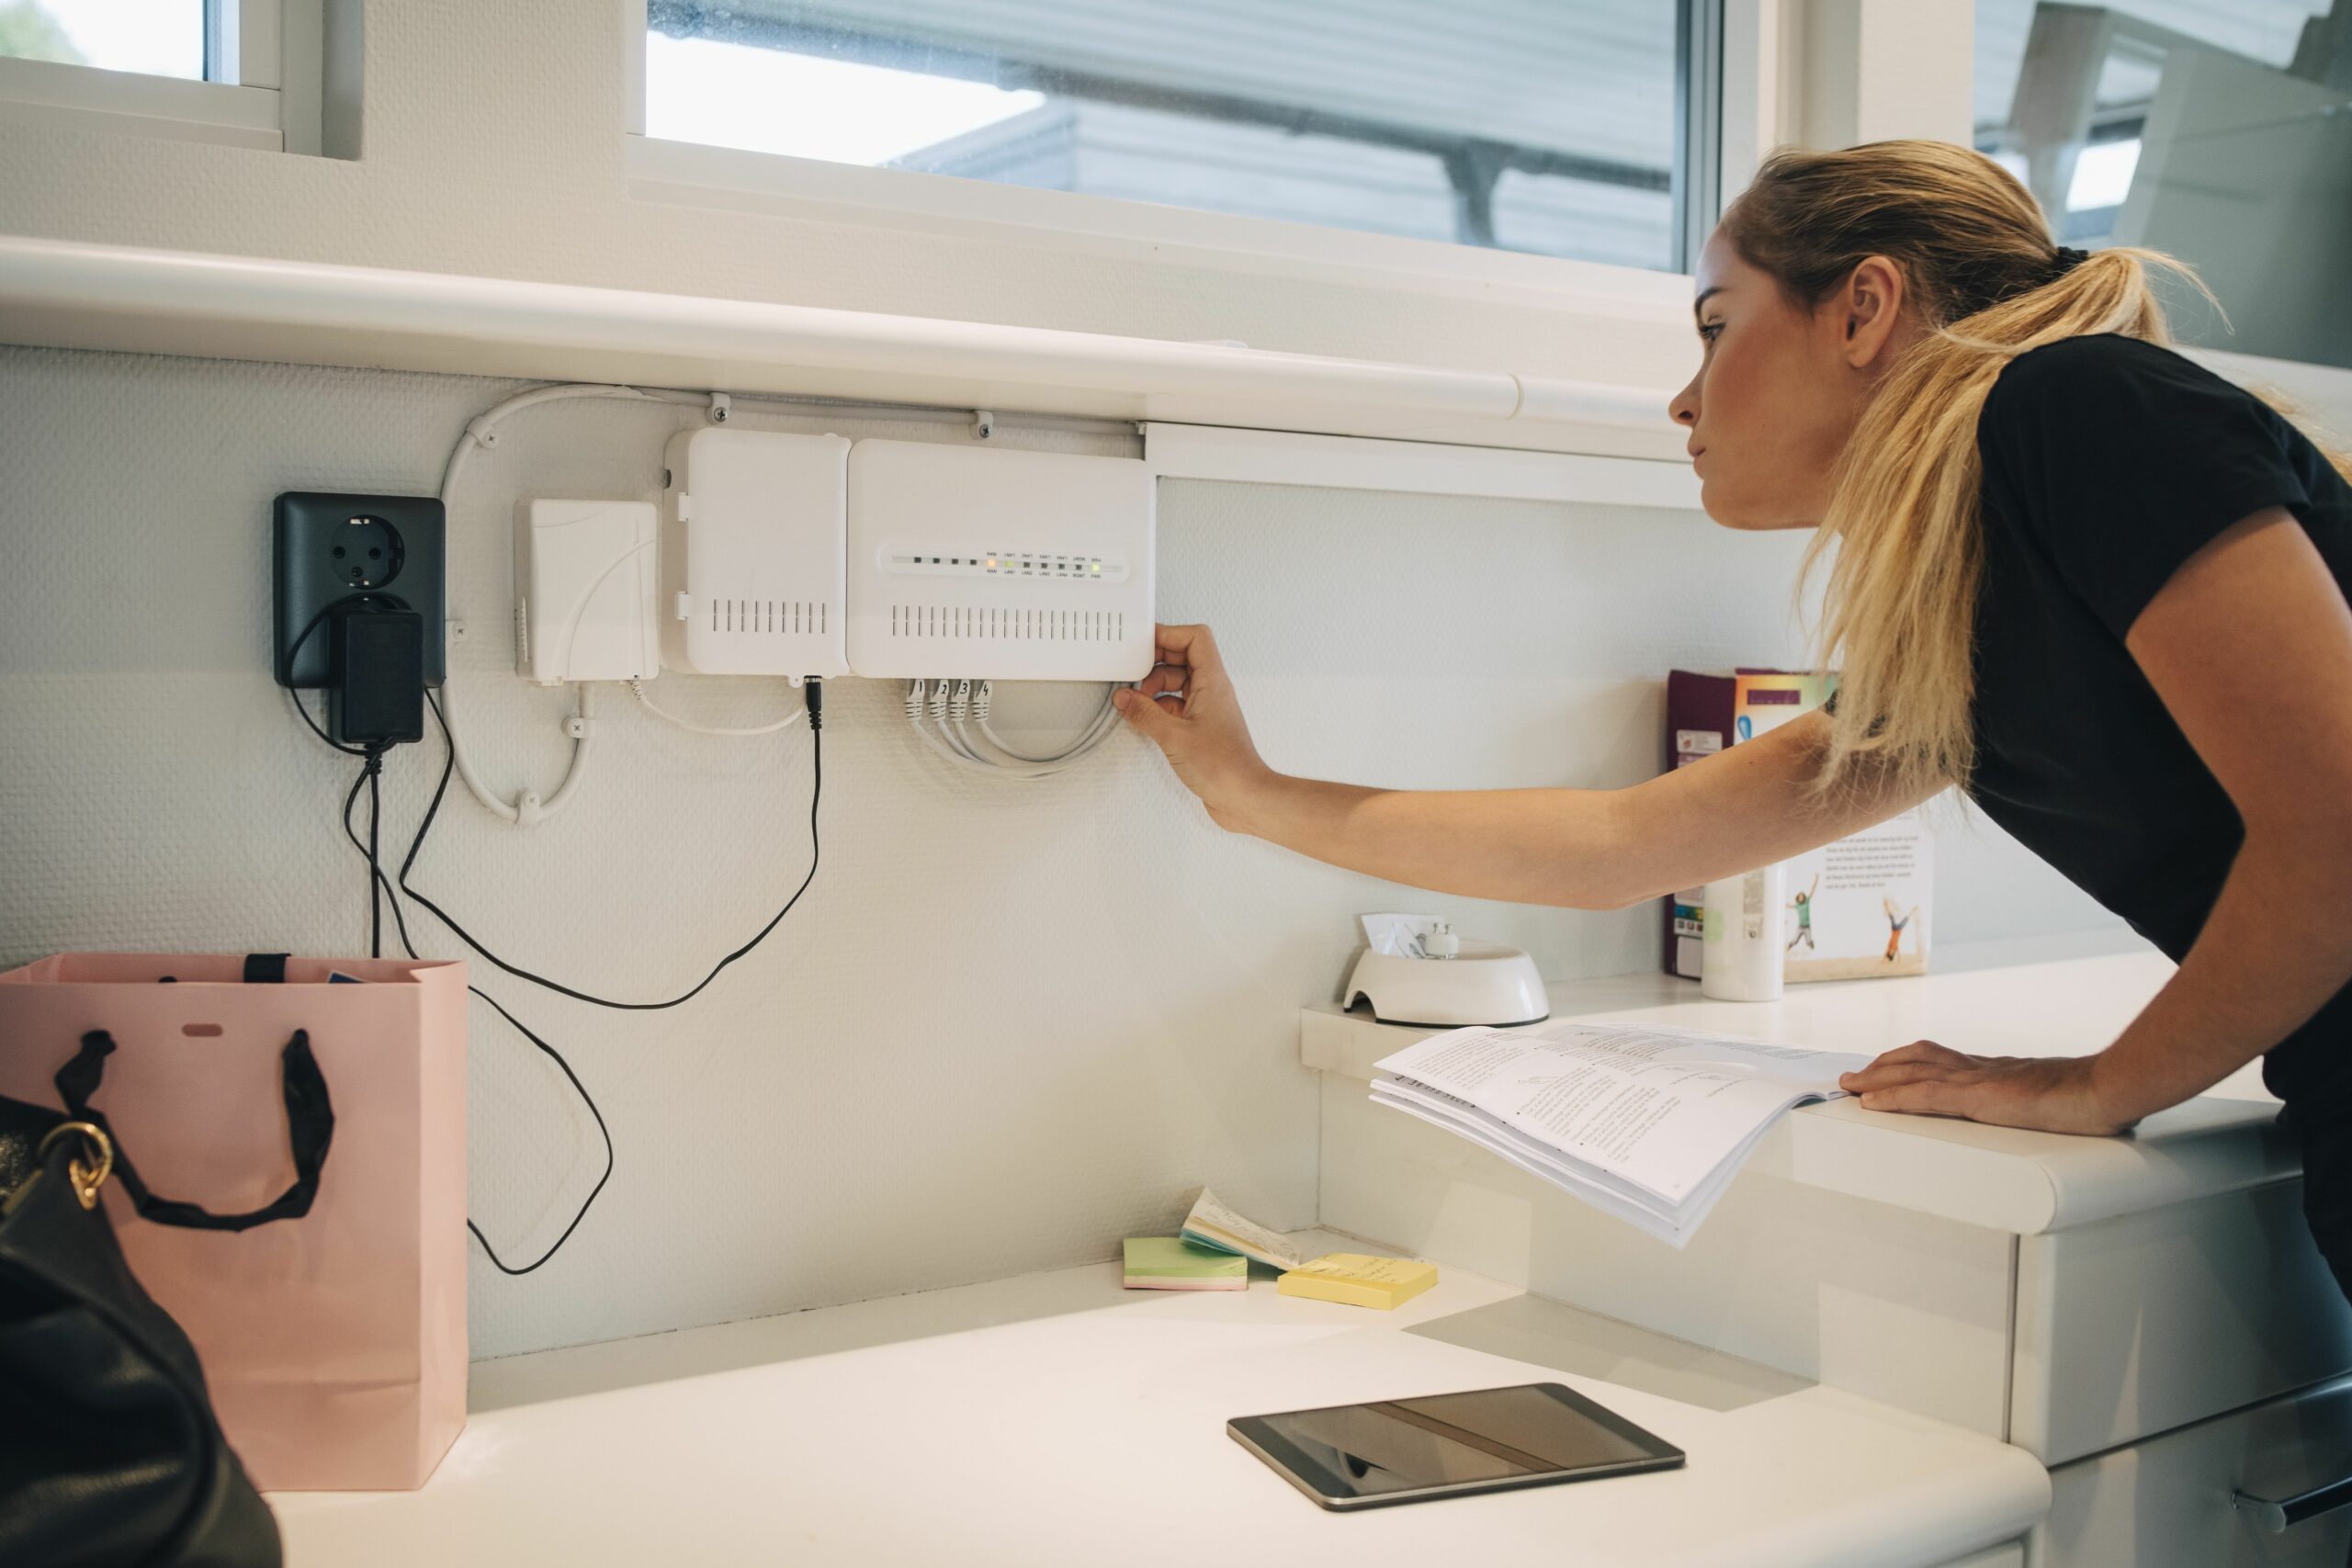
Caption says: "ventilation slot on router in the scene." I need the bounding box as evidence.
[888,606,1125,642]
[713,600,829,635]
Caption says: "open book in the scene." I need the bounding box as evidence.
[1372,1021,1873,1248]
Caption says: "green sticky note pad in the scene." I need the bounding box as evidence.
[1123,1236,1248,1291]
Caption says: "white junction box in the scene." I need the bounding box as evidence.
[514,498,660,685]
[845,440,1155,682]
[661,428,849,679]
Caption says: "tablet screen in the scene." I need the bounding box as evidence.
[1229,1382,1682,1507]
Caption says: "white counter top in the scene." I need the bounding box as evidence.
[270,1247,2046,1568]
[1304,947,2294,1235]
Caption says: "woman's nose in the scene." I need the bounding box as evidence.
[1668,382,1698,427]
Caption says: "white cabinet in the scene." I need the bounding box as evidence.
[2013,1184,2352,1463]
[1302,953,2352,1568]
[2033,1376,2352,1567]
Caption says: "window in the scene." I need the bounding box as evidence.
[0,0,348,156]
[0,0,205,79]
[1975,0,2352,368]
[639,1,1716,275]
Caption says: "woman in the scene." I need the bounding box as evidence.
[1112,140,2352,1305]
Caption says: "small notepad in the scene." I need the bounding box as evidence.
[1123,1237,1248,1291]
[1276,1253,1438,1310]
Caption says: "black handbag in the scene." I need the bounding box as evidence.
[0,1087,283,1568]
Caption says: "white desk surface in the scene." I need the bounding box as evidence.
[1305,942,2297,1235]
[269,1246,2044,1568]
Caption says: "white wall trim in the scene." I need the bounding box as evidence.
[0,55,281,152]
[0,235,1691,460]
[1144,423,1702,510]
[1721,0,1801,203]
[1792,0,1976,150]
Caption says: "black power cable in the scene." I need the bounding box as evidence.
[337,720,613,1276]
[309,653,822,1271]
[393,682,824,1011]
[295,589,824,1269]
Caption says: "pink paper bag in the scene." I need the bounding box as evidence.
[0,953,468,1491]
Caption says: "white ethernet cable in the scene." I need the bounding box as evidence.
[435,381,715,825]
[626,679,803,737]
[907,678,1125,779]
[972,680,1119,765]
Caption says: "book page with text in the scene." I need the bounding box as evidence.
[1373,1021,1872,1203]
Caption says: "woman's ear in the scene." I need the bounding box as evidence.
[1838,254,1908,368]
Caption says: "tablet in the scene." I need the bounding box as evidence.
[1227,1382,1683,1511]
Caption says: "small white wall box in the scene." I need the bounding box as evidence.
[661,428,850,679]
[513,499,661,685]
[846,440,1156,681]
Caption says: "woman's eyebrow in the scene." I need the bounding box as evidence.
[1692,286,1724,320]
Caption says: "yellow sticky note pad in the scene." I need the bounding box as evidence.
[1275,1253,1438,1310]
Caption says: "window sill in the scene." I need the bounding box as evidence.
[624,133,1697,321]
[0,233,1690,461]
[0,55,281,152]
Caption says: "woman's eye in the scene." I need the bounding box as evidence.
[1698,321,1724,343]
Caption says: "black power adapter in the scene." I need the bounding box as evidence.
[329,607,425,747]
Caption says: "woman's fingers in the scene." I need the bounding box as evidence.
[1872,1040,1972,1067]
[1839,1040,1977,1093]
[1135,663,1190,700]
[1856,1078,1978,1118]
[1154,624,1226,689]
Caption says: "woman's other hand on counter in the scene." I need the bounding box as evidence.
[1838,1042,2141,1136]
[1114,623,1275,834]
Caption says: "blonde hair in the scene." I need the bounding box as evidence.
[1720,139,2350,805]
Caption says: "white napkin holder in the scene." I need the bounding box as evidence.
[1342,915,1549,1029]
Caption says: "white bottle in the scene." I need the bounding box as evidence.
[1700,862,1786,1002]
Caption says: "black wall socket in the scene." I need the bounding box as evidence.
[273,492,447,689]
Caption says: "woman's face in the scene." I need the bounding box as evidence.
[1668,231,1915,531]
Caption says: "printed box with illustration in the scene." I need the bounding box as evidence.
[1664,670,1931,983]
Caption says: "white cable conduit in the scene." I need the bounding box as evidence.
[0,236,1687,459]
[434,383,707,826]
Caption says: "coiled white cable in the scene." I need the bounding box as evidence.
[908,677,1125,779]
[971,679,1120,764]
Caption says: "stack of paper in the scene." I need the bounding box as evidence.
[1179,1188,1306,1271]
[1276,1254,1439,1310]
[1372,1021,1871,1247]
[1123,1237,1249,1291]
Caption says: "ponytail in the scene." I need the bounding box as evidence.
[1722,141,2216,804]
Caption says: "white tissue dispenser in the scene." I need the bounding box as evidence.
[1342,916,1549,1028]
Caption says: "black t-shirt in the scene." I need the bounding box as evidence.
[1963,333,2352,1107]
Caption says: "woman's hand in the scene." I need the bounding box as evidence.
[1838,1042,2138,1136]
[1113,623,1275,832]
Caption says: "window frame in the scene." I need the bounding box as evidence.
[620,0,1736,301]
[0,0,328,153]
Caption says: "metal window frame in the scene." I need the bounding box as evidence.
[1674,0,1727,274]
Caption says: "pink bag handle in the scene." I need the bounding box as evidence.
[54,1029,335,1234]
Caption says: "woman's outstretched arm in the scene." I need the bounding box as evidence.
[1113,623,1932,910]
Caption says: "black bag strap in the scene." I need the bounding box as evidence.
[242,953,289,984]
[52,1030,334,1234]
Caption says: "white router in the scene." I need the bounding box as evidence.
[844,440,1155,682]
[661,428,849,680]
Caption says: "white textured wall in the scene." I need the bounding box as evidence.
[0,0,2130,1359]
[0,0,1695,381]
[0,345,2116,1358]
